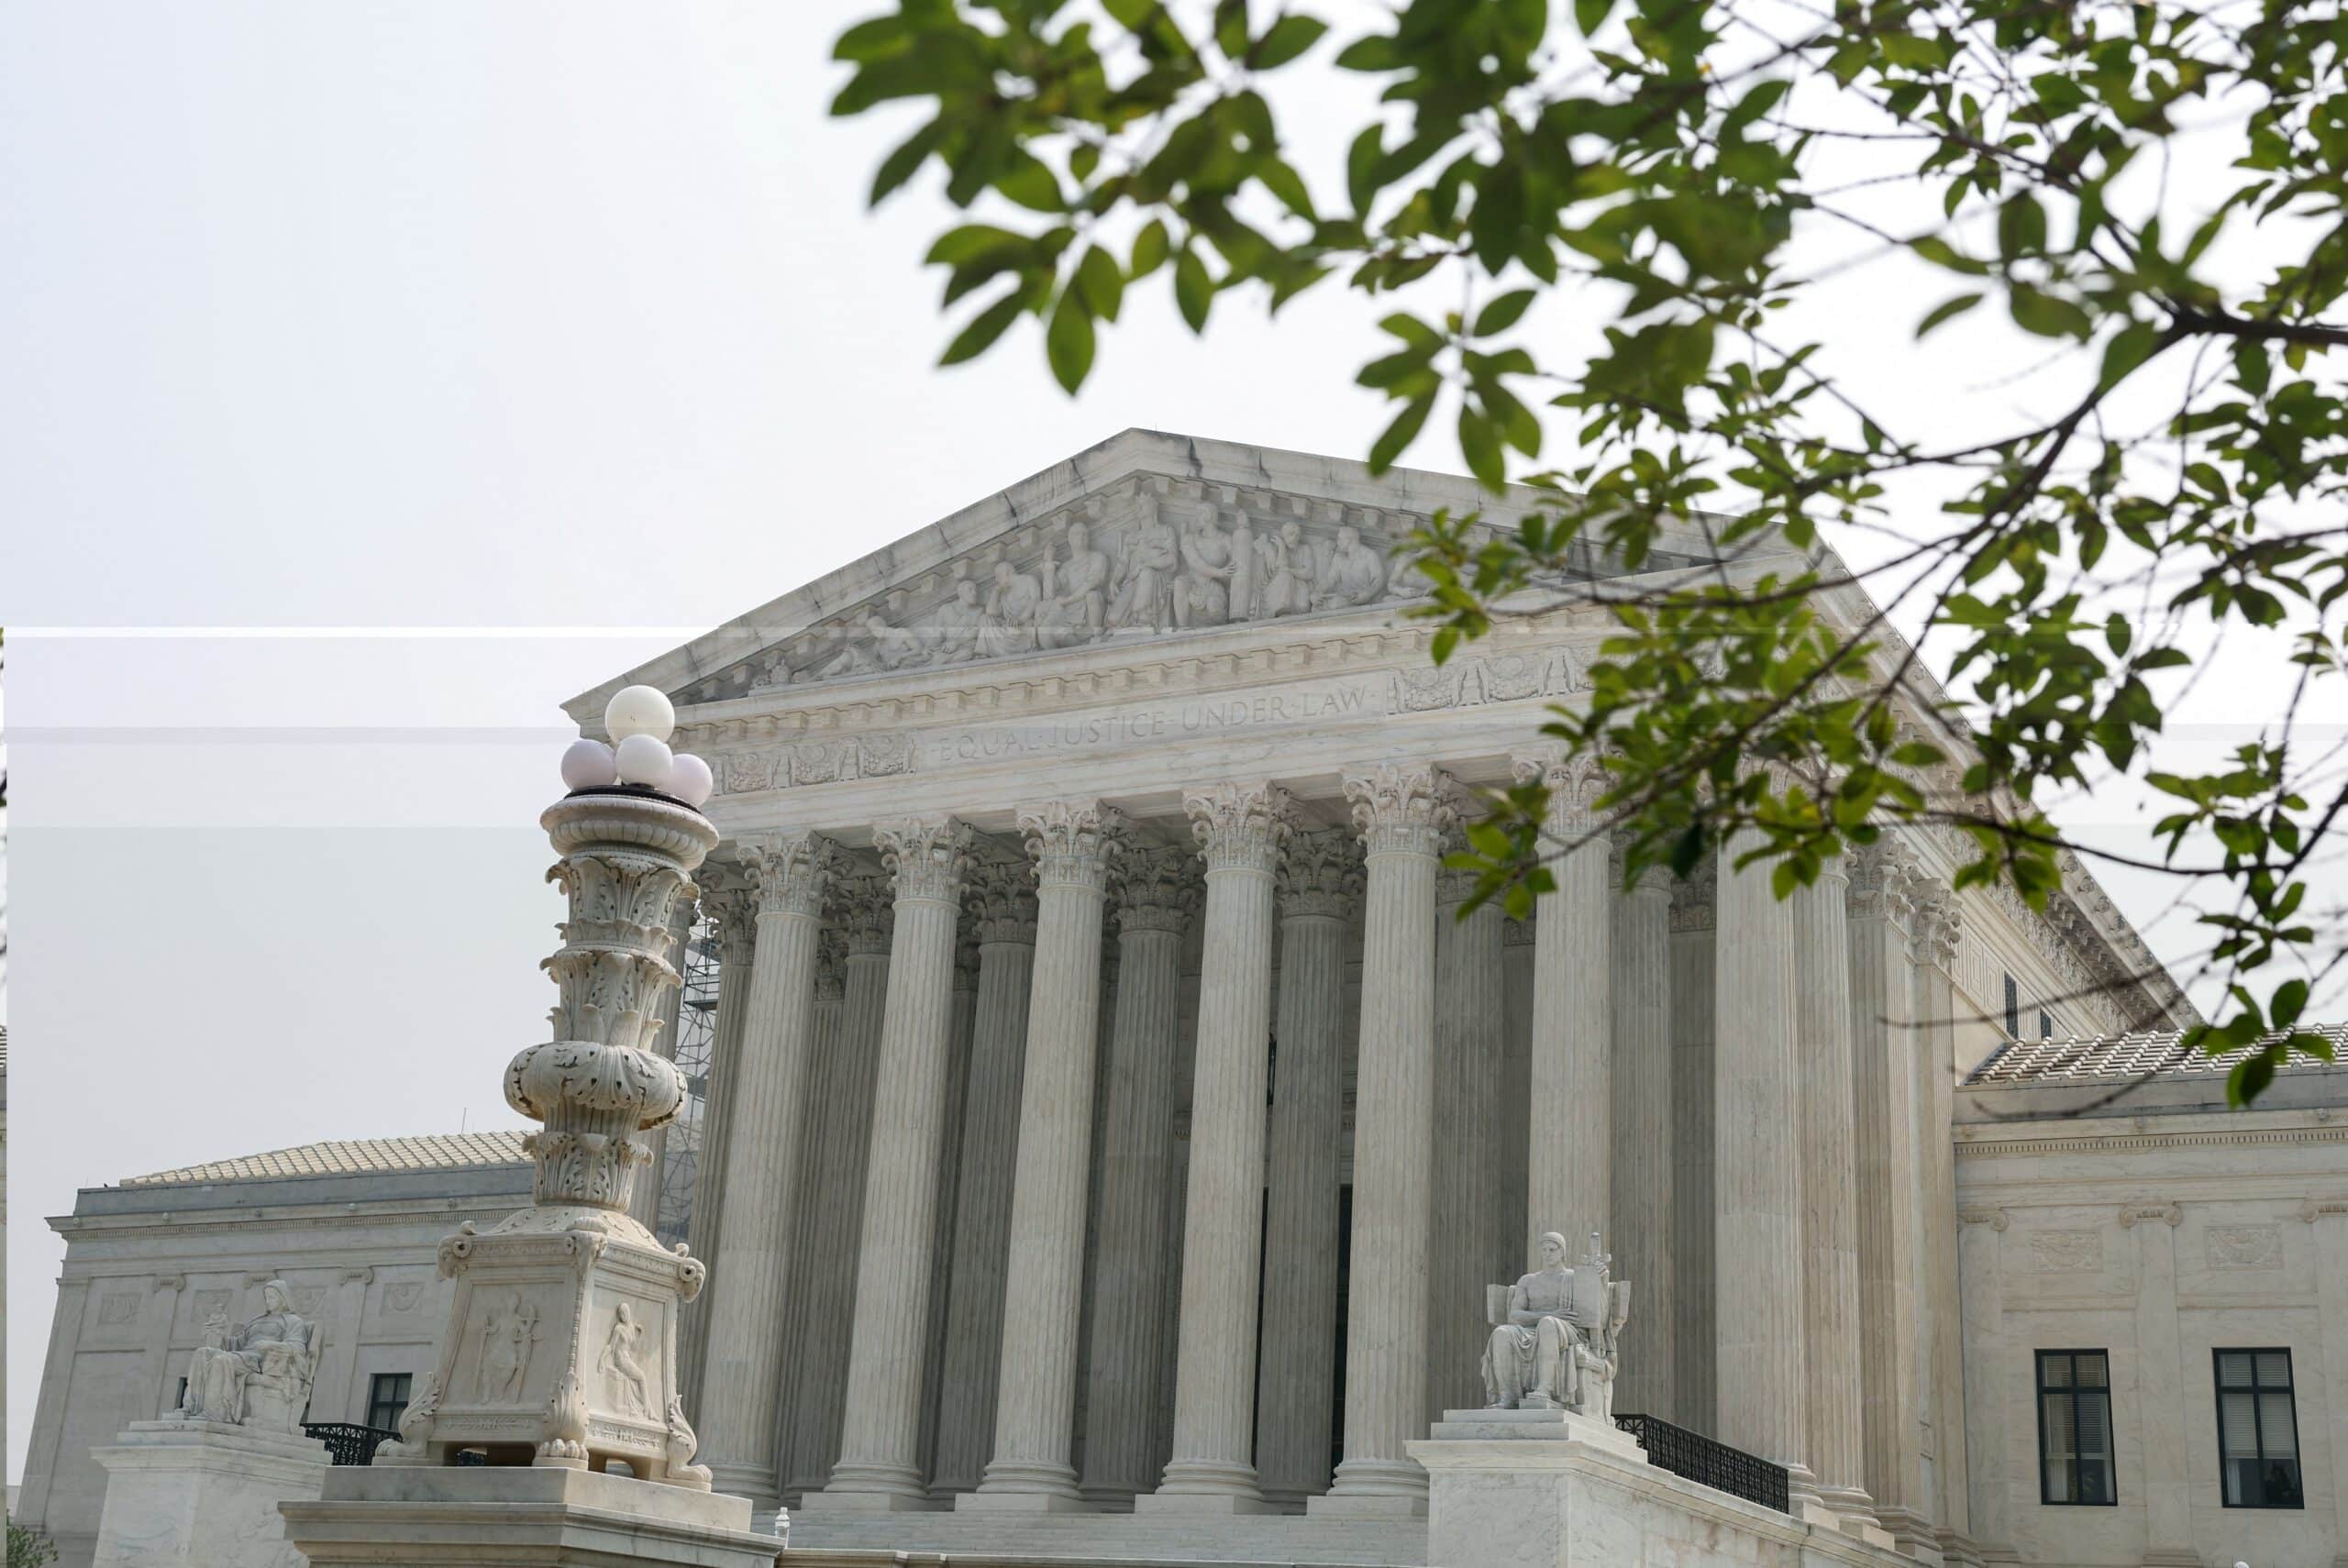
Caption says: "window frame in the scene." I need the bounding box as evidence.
[2005,972,2021,1037]
[365,1371,414,1434]
[2212,1347,2303,1511]
[2035,1349,2118,1507]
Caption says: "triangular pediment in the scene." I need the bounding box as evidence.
[568,428,1725,724]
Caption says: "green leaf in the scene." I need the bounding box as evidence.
[1248,13,1327,69]
[869,121,942,205]
[1474,289,1538,337]
[1174,248,1213,333]
[938,288,1027,367]
[1996,193,2047,259]
[1915,292,1983,339]
[1346,125,1383,216]
[1458,400,1505,491]
[2009,286,2092,340]
[1131,219,1171,280]
[2097,321,2162,388]
[2272,977,2309,1028]
[1369,392,1434,472]
[1075,244,1124,323]
[1575,0,1615,35]
[1046,289,1096,393]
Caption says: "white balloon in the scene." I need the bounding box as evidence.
[604,684,676,744]
[615,733,675,786]
[666,752,714,807]
[559,737,618,791]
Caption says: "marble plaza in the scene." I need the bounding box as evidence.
[19,430,2348,1568]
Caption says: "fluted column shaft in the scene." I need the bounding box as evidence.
[681,889,757,1408]
[633,894,704,1232]
[1146,784,1295,1511]
[787,881,892,1498]
[825,820,974,1506]
[1667,866,1717,1432]
[699,835,840,1511]
[1714,827,1809,1488]
[1430,865,1505,1421]
[929,871,1037,1496]
[970,802,1122,1508]
[1316,765,1450,1516]
[1518,753,1611,1264]
[1079,848,1194,1506]
[1255,830,1359,1505]
[1794,861,1872,1528]
[1496,919,1535,1286]
[917,945,980,1484]
[1609,855,1675,1421]
[1910,885,1974,1559]
[777,938,846,1493]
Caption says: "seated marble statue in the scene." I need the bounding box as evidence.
[177,1278,321,1432]
[1481,1231,1630,1419]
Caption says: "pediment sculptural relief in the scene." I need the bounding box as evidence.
[676,478,1456,706]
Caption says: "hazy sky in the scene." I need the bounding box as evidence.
[5,3,2337,1480]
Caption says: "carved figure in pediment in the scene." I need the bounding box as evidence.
[1314,524,1388,610]
[597,1301,653,1419]
[930,577,987,666]
[1108,502,1180,630]
[980,560,1043,658]
[1037,521,1112,649]
[1175,506,1235,627]
[1258,520,1314,616]
[815,634,880,681]
[861,613,928,672]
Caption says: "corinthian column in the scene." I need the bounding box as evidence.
[681,883,757,1407]
[786,877,892,1500]
[1668,858,1717,1432]
[917,938,980,1484]
[1794,856,1874,1531]
[1430,839,1504,1421]
[1515,750,1612,1263]
[1143,783,1297,1513]
[1314,764,1451,1517]
[1848,843,1930,1551]
[1609,842,1674,1420]
[1713,826,1811,1497]
[967,801,1123,1511]
[930,867,1037,1497]
[1256,829,1359,1505]
[698,831,844,1515]
[777,931,845,1492]
[1079,847,1196,1506]
[821,819,975,1508]
[632,890,703,1232]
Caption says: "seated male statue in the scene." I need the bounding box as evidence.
[1481,1230,1630,1419]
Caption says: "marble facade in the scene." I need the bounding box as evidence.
[564,432,2200,1561]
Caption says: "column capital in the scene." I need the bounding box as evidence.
[967,861,1042,944]
[1279,827,1364,919]
[743,829,849,919]
[1343,763,1456,858]
[1115,844,1199,934]
[815,928,847,1001]
[1512,747,1613,829]
[1667,846,1717,933]
[1847,838,1918,928]
[876,817,975,906]
[1018,799,1128,893]
[1904,874,1962,972]
[705,883,761,965]
[1502,913,1536,947]
[1184,780,1301,873]
[955,932,983,991]
[834,875,897,956]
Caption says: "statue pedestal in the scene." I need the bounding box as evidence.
[90,1419,329,1568]
[1412,1411,1907,1568]
[278,1464,776,1568]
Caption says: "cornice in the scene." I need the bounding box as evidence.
[1955,1122,2348,1159]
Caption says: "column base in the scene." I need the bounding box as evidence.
[1135,1491,1279,1516]
[800,1468,947,1513]
[1075,1485,1140,1511]
[961,1460,1092,1514]
[1308,1456,1428,1518]
[1816,1483,1895,1547]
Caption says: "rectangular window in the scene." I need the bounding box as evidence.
[2215,1350,2301,1508]
[2040,1010,2054,1039]
[2037,1350,2116,1506]
[365,1372,413,1433]
[2005,973,2021,1037]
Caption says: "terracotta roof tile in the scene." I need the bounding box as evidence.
[1966,1021,2343,1086]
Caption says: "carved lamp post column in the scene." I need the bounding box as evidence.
[377,687,722,1490]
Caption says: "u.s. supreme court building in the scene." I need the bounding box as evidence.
[22,429,2348,1568]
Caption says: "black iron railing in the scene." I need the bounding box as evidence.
[1613,1412,1790,1513]
[302,1422,400,1467]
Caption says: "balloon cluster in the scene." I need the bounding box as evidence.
[559,685,715,808]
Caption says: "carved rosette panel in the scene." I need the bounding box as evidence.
[1018,799,1126,893]
[1344,764,1456,858]
[511,793,717,1216]
[745,829,847,919]
[832,876,897,957]
[1184,780,1299,873]
[966,861,1042,944]
[1114,844,1200,934]
[1278,827,1365,919]
[878,817,975,906]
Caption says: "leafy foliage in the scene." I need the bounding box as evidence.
[8,1523,60,1568]
[830,0,2347,1101]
